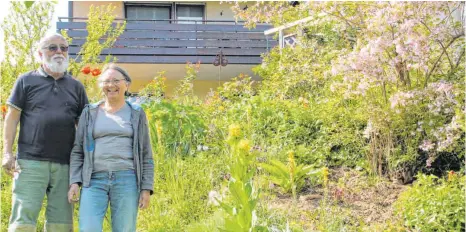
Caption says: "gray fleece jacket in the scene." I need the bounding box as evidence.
[69,101,154,193]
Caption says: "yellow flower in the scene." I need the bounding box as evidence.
[228,124,241,138]
[156,120,163,139]
[447,170,456,182]
[288,150,296,177]
[146,111,152,120]
[322,167,329,186]
[238,139,251,152]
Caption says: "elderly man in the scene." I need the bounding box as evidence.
[2,33,88,231]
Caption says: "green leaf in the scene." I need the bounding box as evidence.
[24,1,34,8]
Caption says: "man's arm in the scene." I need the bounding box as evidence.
[2,106,21,175]
[3,106,21,154]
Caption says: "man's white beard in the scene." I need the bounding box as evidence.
[44,54,69,73]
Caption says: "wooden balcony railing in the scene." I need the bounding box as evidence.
[57,17,277,64]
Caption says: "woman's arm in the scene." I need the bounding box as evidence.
[139,109,154,194]
[69,107,88,186]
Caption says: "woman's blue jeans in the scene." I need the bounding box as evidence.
[79,170,139,232]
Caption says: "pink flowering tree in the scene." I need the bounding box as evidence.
[326,2,464,178]
[234,2,464,179]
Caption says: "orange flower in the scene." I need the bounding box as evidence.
[448,170,456,181]
[81,66,91,75]
[91,68,101,77]
[1,105,7,118]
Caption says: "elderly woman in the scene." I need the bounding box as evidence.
[67,63,154,232]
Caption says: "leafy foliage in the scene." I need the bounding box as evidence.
[1,1,55,105]
[395,173,465,231]
[259,151,313,199]
[144,101,207,159]
[138,71,167,100]
[174,62,201,105]
[62,4,126,102]
[217,125,267,232]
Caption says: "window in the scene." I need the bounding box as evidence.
[126,5,171,24]
[125,3,205,24]
[176,5,204,24]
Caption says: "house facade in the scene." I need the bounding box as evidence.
[58,1,277,97]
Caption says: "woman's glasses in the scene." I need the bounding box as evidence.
[43,44,69,52]
[99,79,126,86]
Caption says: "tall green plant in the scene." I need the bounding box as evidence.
[139,71,167,100]
[61,4,126,101]
[218,124,267,232]
[174,62,201,105]
[1,1,55,105]
[144,101,207,158]
[259,151,313,199]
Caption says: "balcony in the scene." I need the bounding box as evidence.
[57,18,277,65]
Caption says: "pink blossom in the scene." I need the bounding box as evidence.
[419,140,435,152]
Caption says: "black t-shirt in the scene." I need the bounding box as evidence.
[7,68,88,164]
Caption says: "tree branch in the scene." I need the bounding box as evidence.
[424,32,464,87]
[438,40,454,69]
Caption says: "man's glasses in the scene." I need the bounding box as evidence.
[99,79,126,86]
[43,44,69,52]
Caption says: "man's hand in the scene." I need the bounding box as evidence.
[139,190,151,209]
[3,106,21,177]
[68,183,80,204]
[2,153,15,176]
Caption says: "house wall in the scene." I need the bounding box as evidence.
[73,1,244,21]
[73,1,124,18]
[130,79,227,98]
[205,2,237,21]
[70,1,259,98]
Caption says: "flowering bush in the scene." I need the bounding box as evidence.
[328,2,465,176]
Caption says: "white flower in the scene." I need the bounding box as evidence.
[363,121,373,139]
[207,190,221,206]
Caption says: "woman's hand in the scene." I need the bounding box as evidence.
[139,190,151,209]
[68,183,80,204]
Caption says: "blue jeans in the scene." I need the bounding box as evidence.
[78,170,139,232]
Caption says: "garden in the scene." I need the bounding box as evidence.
[1,2,465,231]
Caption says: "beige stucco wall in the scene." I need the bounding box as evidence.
[205,2,236,21]
[71,1,257,98]
[73,1,124,18]
[72,1,245,21]
[130,79,227,99]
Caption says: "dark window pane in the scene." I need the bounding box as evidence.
[176,5,203,18]
[126,6,170,24]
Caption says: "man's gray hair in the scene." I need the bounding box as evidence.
[38,33,68,52]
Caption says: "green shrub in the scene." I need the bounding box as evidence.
[144,100,207,158]
[395,173,465,231]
